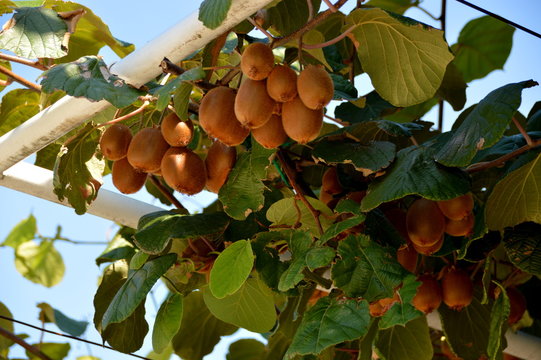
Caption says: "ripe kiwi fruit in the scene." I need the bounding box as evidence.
[506,287,526,324]
[161,112,194,147]
[445,212,474,237]
[199,86,249,146]
[412,235,444,256]
[282,96,323,144]
[266,64,298,102]
[437,193,474,220]
[297,65,334,110]
[161,147,206,195]
[441,267,474,311]
[234,78,275,129]
[321,167,342,195]
[396,243,418,273]
[112,158,148,194]
[406,198,446,247]
[127,127,170,173]
[240,42,274,80]
[251,114,288,149]
[412,275,442,314]
[99,123,132,161]
[205,141,237,193]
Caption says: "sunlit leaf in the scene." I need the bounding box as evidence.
[14,240,64,287]
[209,240,254,298]
[226,339,267,360]
[3,213,36,248]
[0,302,14,351]
[27,342,70,360]
[0,88,40,137]
[198,0,232,30]
[267,196,334,235]
[152,293,183,354]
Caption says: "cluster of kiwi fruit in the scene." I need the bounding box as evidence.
[199,42,334,149]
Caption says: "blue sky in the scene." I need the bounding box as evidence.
[1,1,541,359]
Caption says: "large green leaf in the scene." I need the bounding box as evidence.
[451,16,515,83]
[153,68,205,111]
[286,297,370,358]
[334,91,395,124]
[204,277,276,332]
[488,283,510,360]
[435,80,537,167]
[27,343,70,360]
[379,274,422,329]
[101,254,176,331]
[437,61,467,111]
[227,339,267,360]
[331,235,406,301]
[135,211,229,255]
[0,60,10,93]
[268,0,321,36]
[266,196,334,235]
[0,302,14,352]
[0,88,40,137]
[198,0,232,30]
[14,240,64,287]
[219,140,274,220]
[252,231,289,292]
[503,222,541,277]
[152,293,183,354]
[375,316,432,360]
[345,8,453,107]
[364,0,417,14]
[361,146,470,212]
[278,230,312,292]
[0,7,68,58]
[3,213,36,248]
[486,153,541,230]
[209,240,254,298]
[172,291,237,360]
[318,214,365,245]
[359,319,379,360]
[41,55,143,108]
[37,303,88,337]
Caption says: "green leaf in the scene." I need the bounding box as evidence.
[359,318,379,360]
[154,68,205,111]
[437,61,467,111]
[51,308,88,337]
[0,60,10,93]
[252,231,289,292]
[219,140,275,220]
[375,316,432,360]
[345,8,453,107]
[0,88,40,137]
[96,245,135,266]
[318,214,365,245]
[331,235,406,301]
[361,146,470,212]
[364,0,417,14]
[305,247,335,271]
[331,74,358,101]
[334,91,395,124]
[27,343,70,360]
[300,29,332,70]
[0,1,15,15]
[278,231,312,292]
[313,139,395,176]
[227,339,267,360]
[3,213,36,248]
[451,16,515,82]
[35,143,63,171]
[152,293,183,354]
[129,251,149,270]
[173,82,193,120]
[0,302,14,352]
[0,7,68,58]
[286,297,370,357]
[488,283,510,360]
[135,211,229,255]
[41,55,143,108]
[198,0,232,30]
[14,240,64,287]
[379,274,422,329]
[266,196,334,235]
[268,0,321,36]
[101,253,176,330]
[209,240,254,298]
[503,222,541,277]
[172,291,237,360]
[486,153,541,230]
[435,80,537,167]
[204,277,276,332]
[52,123,104,215]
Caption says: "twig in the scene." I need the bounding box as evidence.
[512,116,533,146]
[466,138,541,173]
[246,17,274,41]
[324,113,348,126]
[96,101,150,128]
[160,57,216,91]
[306,0,314,22]
[409,136,419,146]
[0,316,150,360]
[301,25,357,49]
[437,0,447,131]
[302,268,333,288]
[0,64,41,92]
[416,6,440,21]
[52,237,108,245]
[322,0,338,12]
[218,68,241,86]
[0,78,13,87]
[0,325,52,360]
[0,52,49,70]
[149,175,188,212]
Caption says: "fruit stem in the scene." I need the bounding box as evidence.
[246,17,274,41]
[324,113,348,126]
[301,24,357,50]
[0,64,41,92]
[96,101,150,128]
[512,116,533,147]
[409,136,419,146]
[306,0,314,21]
[466,138,541,173]
[0,52,49,70]
[218,68,241,86]
[302,268,333,289]
[148,175,188,213]
[416,5,440,21]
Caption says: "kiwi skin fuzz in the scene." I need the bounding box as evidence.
[437,193,474,220]
[251,114,288,149]
[100,123,132,161]
[266,64,298,102]
[112,158,148,194]
[161,112,194,147]
[127,127,170,173]
[235,78,275,129]
[412,275,442,314]
[406,198,446,247]
[281,96,323,144]
[205,141,237,193]
[240,42,275,81]
[199,86,249,146]
[161,147,207,195]
[297,65,334,110]
[441,267,474,311]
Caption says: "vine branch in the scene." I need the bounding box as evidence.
[149,175,188,213]
[97,101,150,128]
[0,52,49,70]
[301,25,357,49]
[466,138,541,173]
[246,17,274,41]
[0,325,52,360]
[512,116,533,146]
[0,64,41,92]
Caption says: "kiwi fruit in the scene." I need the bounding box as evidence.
[437,193,474,220]
[396,243,418,273]
[205,141,237,193]
[240,42,274,80]
[161,112,194,147]
[412,236,444,255]
[161,147,206,195]
[406,198,446,247]
[282,96,323,144]
[112,158,148,194]
[321,167,342,195]
[506,287,526,324]
[445,212,474,237]
[252,114,288,149]
[297,65,334,110]
[199,86,249,146]
[441,267,473,310]
[127,127,170,173]
[412,275,442,314]
[369,301,385,317]
[266,64,298,102]
[99,123,132,161]
[234,78,275,129]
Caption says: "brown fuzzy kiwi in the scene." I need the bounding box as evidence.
[321,167,342,195]
[281,96,323,144]
[507,287,527,324]
[161,147,206,195]
[445,212,474,237]
[234,78,275,129]
[412,236,444,256]
[266,64,298,102]
[99,123,132,161]
[406,198,446,247]
[240,42,275,80]
[112,158,148,194]
[252,114,288,149]
[412,275,443,314]
[205,141,237,193]
[437,193,474,220]
[441,267,474,311]
[127,127,170,173]
[199,86,249,146]
[297,65,334,110]
[396,243,418,273]
[161,112,194,147]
